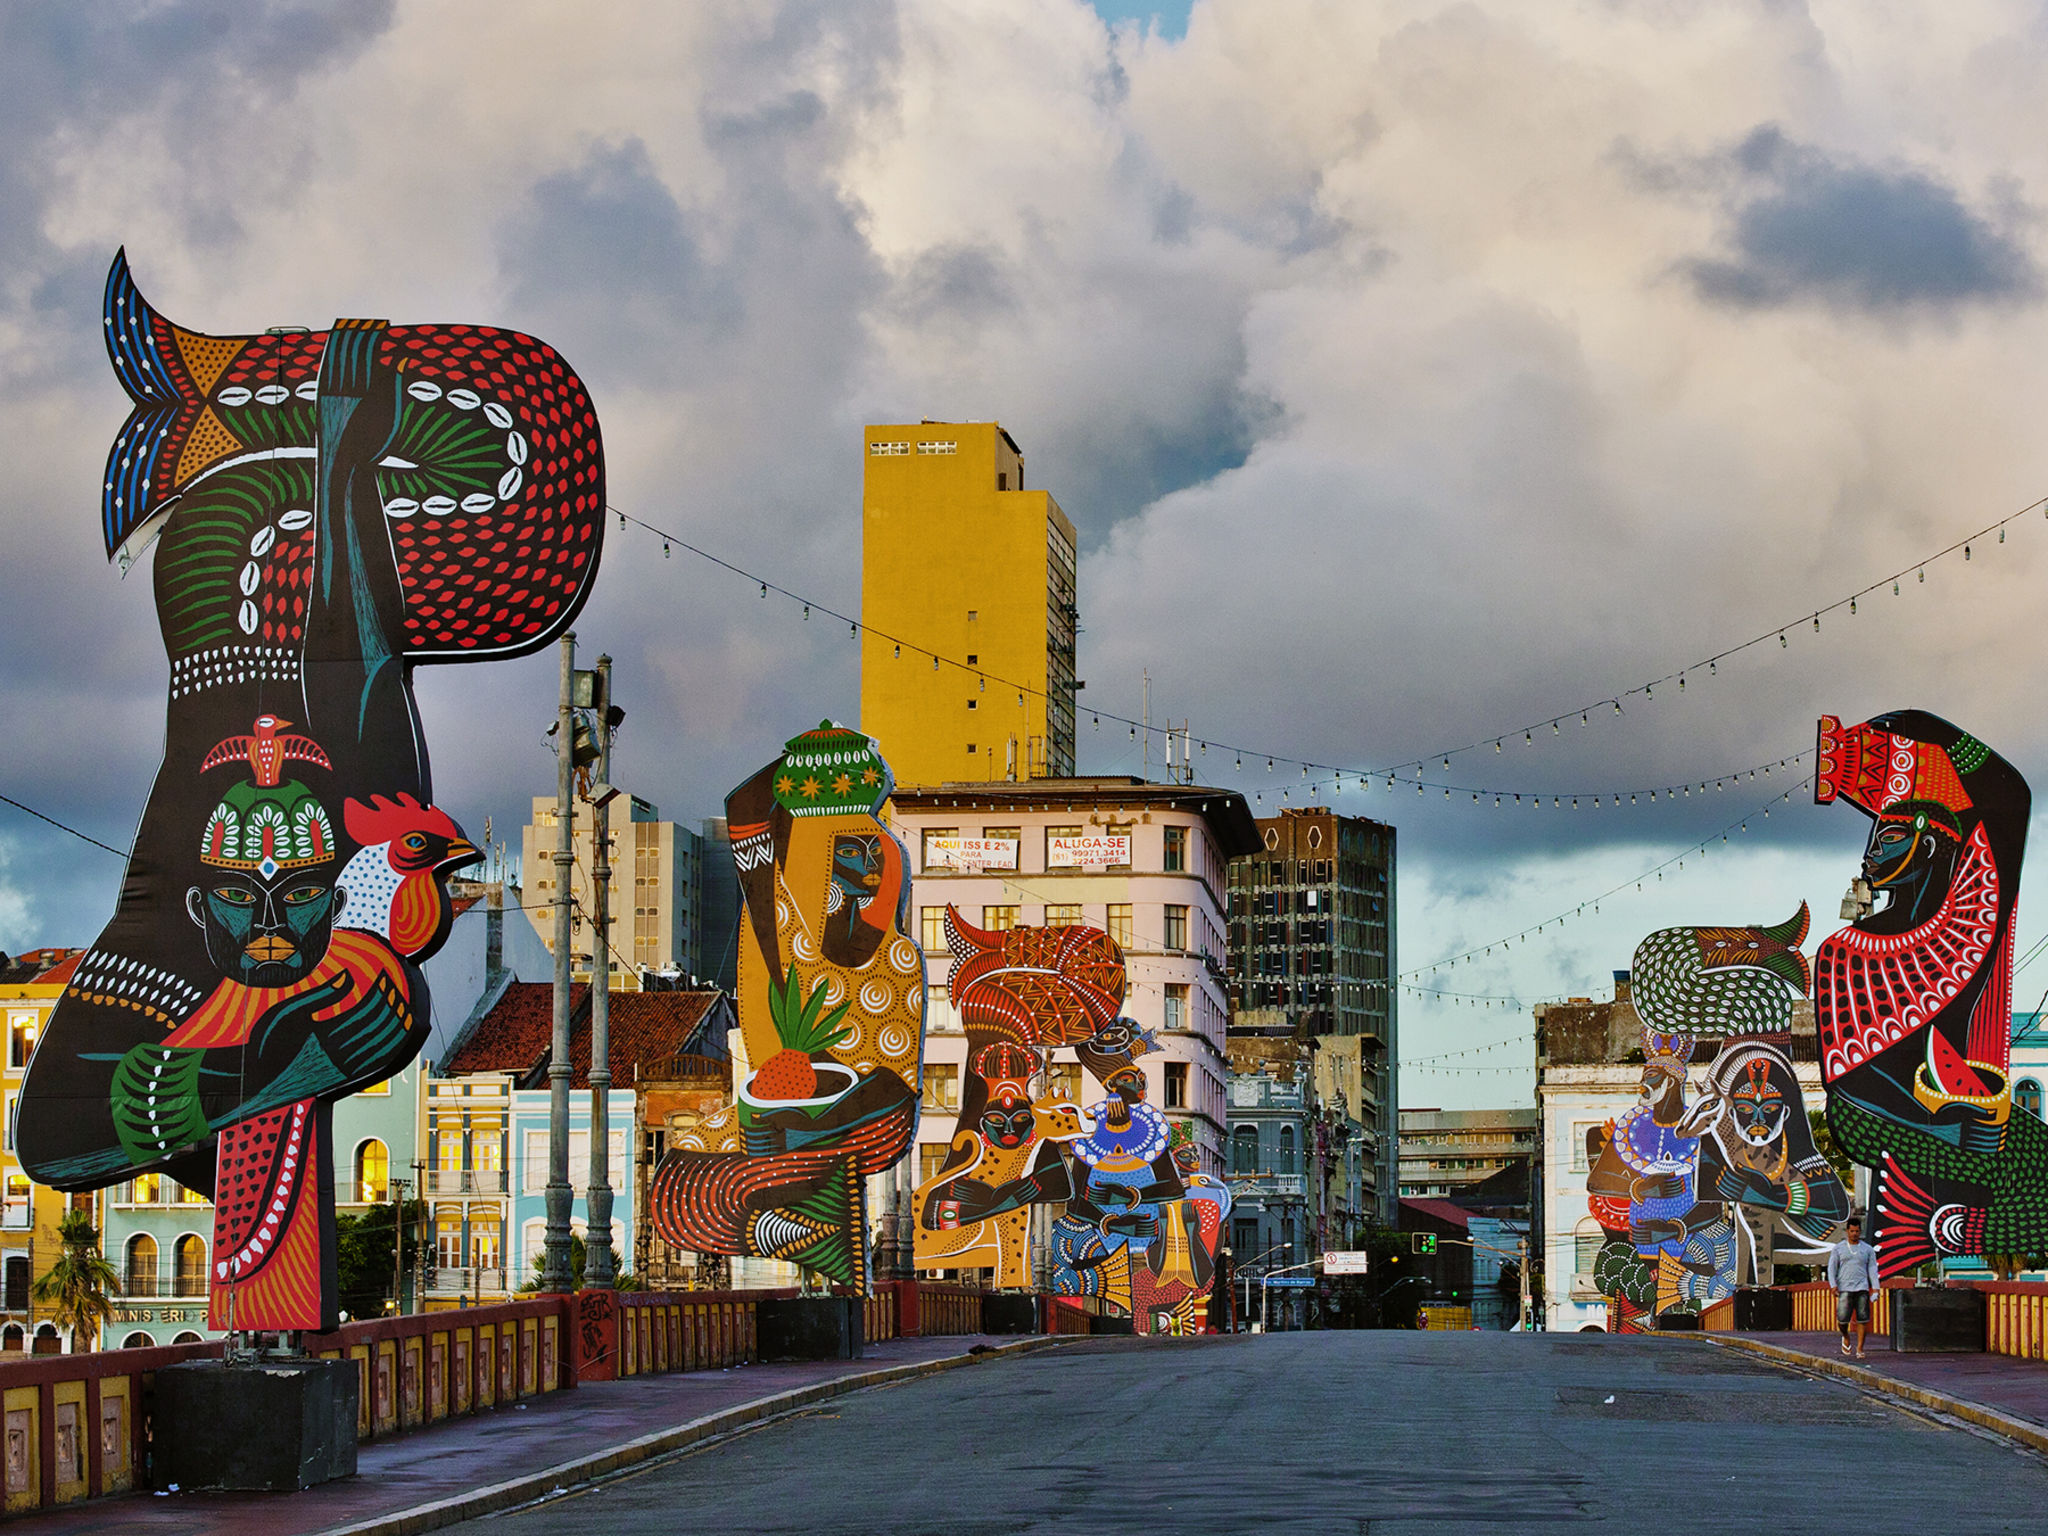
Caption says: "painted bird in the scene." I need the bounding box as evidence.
[335,793,481,957]
[199,714,332,787]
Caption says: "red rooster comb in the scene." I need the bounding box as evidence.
[345,792,464,847]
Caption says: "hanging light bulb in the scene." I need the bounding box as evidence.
[1709,660,1716,675]
[1893,580,1900,596]
[979,676,985,692]
[1919,568,1926,582]
[617,511,626,530]
[1552,721,1560,734]
[932,655,940,671]
[850,621,858,638]
[760,582,767,598]
[1093,714,1100,730]
[1495,739,1503,753]
[802,603,809,618]
[663,541,672,558]
[1524,730,1532,745]
[1965,544,1972,561]
[1778,632,1786,648]
[1812,614,1820,632]
[2000,526,2007,543]
[1130,724,1137,739]
[893,644,900,659]
[1679,674,1685,691]
[1267,758,1274,772]
[1580,712,1588,726]
[1850,597,1857,615]
[1613,701,1623,716]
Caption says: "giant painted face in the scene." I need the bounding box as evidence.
[980,1090,1036,1150]
[187,870,341,985]
[1727,1056,1789,1146]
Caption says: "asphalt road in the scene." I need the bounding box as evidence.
[476,1331,2048,1535]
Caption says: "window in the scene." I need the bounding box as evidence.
[965,654,978,665]
[967,699,976,710]
[967,610,978,622]
[4,1259,29,1312]
[2019,1079,2044,1120]
[1163,905,1188,951]
[919,1143,952,1184]
[1163,826,1187,872]
[474,1128,504,1174]
[1233,1219,1259,1257]
[1044,825,1082,864]
[1165,1062,1188,1109]
[438,1121,465,1174]
[917,440,957,455]
[7,1013,35,1070]
[357,1139,390,1203]
[523,1129,549,1193]
[131,1173,161,1205]
[982,905,1018,932]
[1163,983,1189,1032]
[0,1175,25,1231]
[997,473,1007,490]
[921,906,946,952]
[437,1209,465,1271]
[1571,1124,1598,1174]
[925,984,953,1032]
[869,439,910,455]
[1044,904,1082,927]
[1106,904,1133,947]
[125,1235,158,1297]
[922,1064,959,1113]
[1278,1125,1296,1174]
[1232,1127,1258,1174]
[1575,1221,1606,1275]
[921,829,958,869]
[173,1236,206,1297]
[966,743,976,754]
[177,1180,207,1204]
[472,1215,503,1273]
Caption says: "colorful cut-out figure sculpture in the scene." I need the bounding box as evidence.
[649,724,923,1293]
[1588,909,1841,1324]
[913,910,1132,1284]
[1813,711,2046,1276]
[17,252,604,1330]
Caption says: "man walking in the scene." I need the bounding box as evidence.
[1828,1216,1880,1358]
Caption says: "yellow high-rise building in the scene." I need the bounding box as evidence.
[860,421,1077,786]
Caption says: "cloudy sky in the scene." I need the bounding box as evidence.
[5,0,2048,1109]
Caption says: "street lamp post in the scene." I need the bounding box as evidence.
[583,653,617,1290]
[1237,1242,1290,1331]
[542,633,577,1292]
[1262,1257,1320,1333]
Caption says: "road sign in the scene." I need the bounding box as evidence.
[1322,1251,1370,1275]
[1412,1233,1437,1255]
[1266,1275,1315,1288]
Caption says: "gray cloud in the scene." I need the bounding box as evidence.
[1683,125,2038,314]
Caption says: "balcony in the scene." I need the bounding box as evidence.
[422,1267,509,1296]
[115,1280,209,1302]
[1230,1173,1307,1198]
[426,1170,508,1197]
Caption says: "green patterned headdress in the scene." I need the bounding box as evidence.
[772,721,890,818]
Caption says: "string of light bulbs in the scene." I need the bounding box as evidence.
[1398,773,1816,979]
[608,483,2042,797]
[1248,750,1813,811]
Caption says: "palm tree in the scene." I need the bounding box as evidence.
[30,1211,118,1352]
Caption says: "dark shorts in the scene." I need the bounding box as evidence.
[1838,1290,1871,1325]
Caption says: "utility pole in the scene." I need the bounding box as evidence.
[542,632,577,1291]
[390,1176,408,1317]
[584,653,617,1290]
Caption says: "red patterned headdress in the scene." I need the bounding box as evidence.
[1815,715,1974,835]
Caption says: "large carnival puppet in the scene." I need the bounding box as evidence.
[1588,908,1845,1323]
[16,253,605,1331]
[1813,711,2047,1276]
[648,724,925,1292]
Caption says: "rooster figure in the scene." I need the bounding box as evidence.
[16,250,603,1333]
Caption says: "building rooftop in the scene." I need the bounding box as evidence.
[1398,1197,1472,1232]
[0,949,83,987]
[888,778,1262,858]
[440,983,728,1089]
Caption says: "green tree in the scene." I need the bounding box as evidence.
[333,1199,425,1319]
[31,1211,118,1351]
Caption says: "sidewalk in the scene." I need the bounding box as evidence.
[1707,1330,2048,1451]
[14,1333,1056,1536]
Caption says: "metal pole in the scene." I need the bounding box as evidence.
[390,1177,406,1317]
[542,632,577,1291]
[584,654,617,1289]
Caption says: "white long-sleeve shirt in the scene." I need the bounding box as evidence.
[1828,1239,1880,1292]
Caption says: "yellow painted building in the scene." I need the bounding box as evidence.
[860,421,1077,786]
[0,949,88,1350]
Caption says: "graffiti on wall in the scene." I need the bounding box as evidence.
[648,724,924,1294]
[912,909,1226,1333]
[1586,907,1848,1327]
[1813,710,2046,1277]
[17,252,605,1330]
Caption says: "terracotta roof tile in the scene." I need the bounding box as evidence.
[440,982,723,1088]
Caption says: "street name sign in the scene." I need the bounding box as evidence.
[1266,1276,1315,1288]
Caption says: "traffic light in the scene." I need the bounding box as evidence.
[1412,1233,1437,1255]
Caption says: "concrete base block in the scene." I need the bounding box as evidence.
[757,1297,864,1361]
[1891,1287,1985,1352]
[982,1295,1039,1335]
[154,1358,358,1491]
